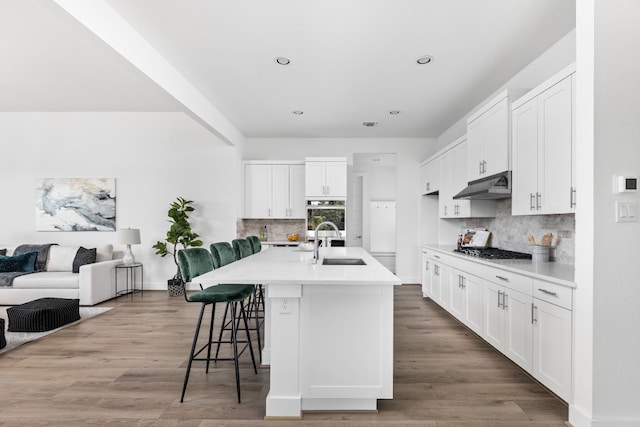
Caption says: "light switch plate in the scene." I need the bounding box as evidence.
[616,201,637,222]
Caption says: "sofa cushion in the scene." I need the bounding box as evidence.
[0,252,38,273]
[73,247,97,273]
[11,272,80,289]
[95,244,114,263]
[47,246,80,272]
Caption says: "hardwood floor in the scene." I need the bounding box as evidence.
[0,285,568,426]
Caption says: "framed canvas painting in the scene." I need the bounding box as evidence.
[35,178,116,231]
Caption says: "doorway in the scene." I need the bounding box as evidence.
[350,153,397,272]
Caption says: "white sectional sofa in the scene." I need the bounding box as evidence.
[0,244,122,306]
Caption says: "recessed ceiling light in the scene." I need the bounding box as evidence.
[275,57,291,65]
[292,110,304,115]
[389,110,401,115]
[362,121,378,127]
[416,55,433,65]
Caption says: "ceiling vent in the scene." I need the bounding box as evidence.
[362,121,378,127]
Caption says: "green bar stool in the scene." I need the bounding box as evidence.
[232,238,253,260]
[177,247,257,403]
[211,241,262,364]
[247,235,262,254]
[245,235,265,328]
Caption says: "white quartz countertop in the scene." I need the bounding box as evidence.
[194,246,401,286]
[423,244,575,288]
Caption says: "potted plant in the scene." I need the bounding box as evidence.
[153,197,203,296]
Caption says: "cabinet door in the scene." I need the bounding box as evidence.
[451,141,471,217]
[503,288,533,371]
[464,273,484,336]
[421,254,431,297]
[533,299,572,401]
[428,159,440,193]
[325,161,347,198]
[305,161,326,197]
[439,151,453,218]
[430,261,441,302]
[538,76,573,214]
[483,97,510,177]
[450,270,465,321]
[271,164,290,218]
[289,164,306,217]
[483,281,505,351]
[438,263,451,309]
[511,99,539,215]
[466,117,484,182]
[244,164,272,218]
[420,164,430,195]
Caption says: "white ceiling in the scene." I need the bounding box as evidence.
[0,0,575,140]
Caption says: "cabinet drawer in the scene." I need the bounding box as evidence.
[484,265,532,295]
[533,279,572,310]
[447,255,484,277]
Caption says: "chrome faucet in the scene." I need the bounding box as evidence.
[313,221,342,263]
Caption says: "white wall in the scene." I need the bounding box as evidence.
[571,1,640,426]
[0,112,240,289]
[243,138,435,283]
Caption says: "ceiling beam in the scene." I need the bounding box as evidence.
[53,0,244,146]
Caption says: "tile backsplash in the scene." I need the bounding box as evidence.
[463,199,575,264]
[237,219,306,242]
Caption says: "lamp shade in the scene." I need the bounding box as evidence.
[118,228,141,245]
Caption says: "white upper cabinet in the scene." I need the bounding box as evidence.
[244,162,305,218]
[438,137,496,219]
[419,159,440,195]
[512,64,576,215]
[305,157,347,199]
[467,92,511,181]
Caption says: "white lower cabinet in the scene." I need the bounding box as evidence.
[421,253,431,298]
[422,248,574,401]
[532,281,572,401]
[451,268,484,336]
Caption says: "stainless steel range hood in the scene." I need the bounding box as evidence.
[453,171,511,200]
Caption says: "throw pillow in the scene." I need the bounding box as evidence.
[0,251,38,273]
[47,246,80,272]
[95,244,114,263]
[0,249,6,256]
[73,247,97,273]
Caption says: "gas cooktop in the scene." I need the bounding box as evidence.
[453,247,532,260]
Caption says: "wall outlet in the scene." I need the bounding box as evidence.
[279,298,291,314]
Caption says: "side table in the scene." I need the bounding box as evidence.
[115,263,144,301]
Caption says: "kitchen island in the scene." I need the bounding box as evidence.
[194,246,401,419]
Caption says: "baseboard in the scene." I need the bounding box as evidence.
[569,404,640,427]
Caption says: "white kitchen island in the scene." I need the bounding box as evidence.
[194,246,401,419]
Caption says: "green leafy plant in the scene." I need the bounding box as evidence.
[153,197,203,280]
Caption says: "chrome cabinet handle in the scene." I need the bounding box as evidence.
[531,303,537,324]
[479,161,483,175]
[571,187,577,208]
[434,255,440,259]
[425,261,429,271]
[530,193,535,211]
[495,275,509,282]
[482,160,487,174]
[497,290,502,308]
[536,192,542,210]
[538,288,558,297]
[444,206,448,216]
[426,182,430,192]
[502,293,508,310]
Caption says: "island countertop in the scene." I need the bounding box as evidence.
[194,246,401,287]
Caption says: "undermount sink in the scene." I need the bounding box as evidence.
[322,257,366,266]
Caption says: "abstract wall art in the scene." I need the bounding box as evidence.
[35,178,116,231]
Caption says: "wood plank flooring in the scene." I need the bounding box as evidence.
[0,285,568,426]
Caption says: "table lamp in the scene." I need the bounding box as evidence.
[118,228,141,265]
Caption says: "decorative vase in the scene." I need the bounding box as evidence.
[167,278,185,297]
